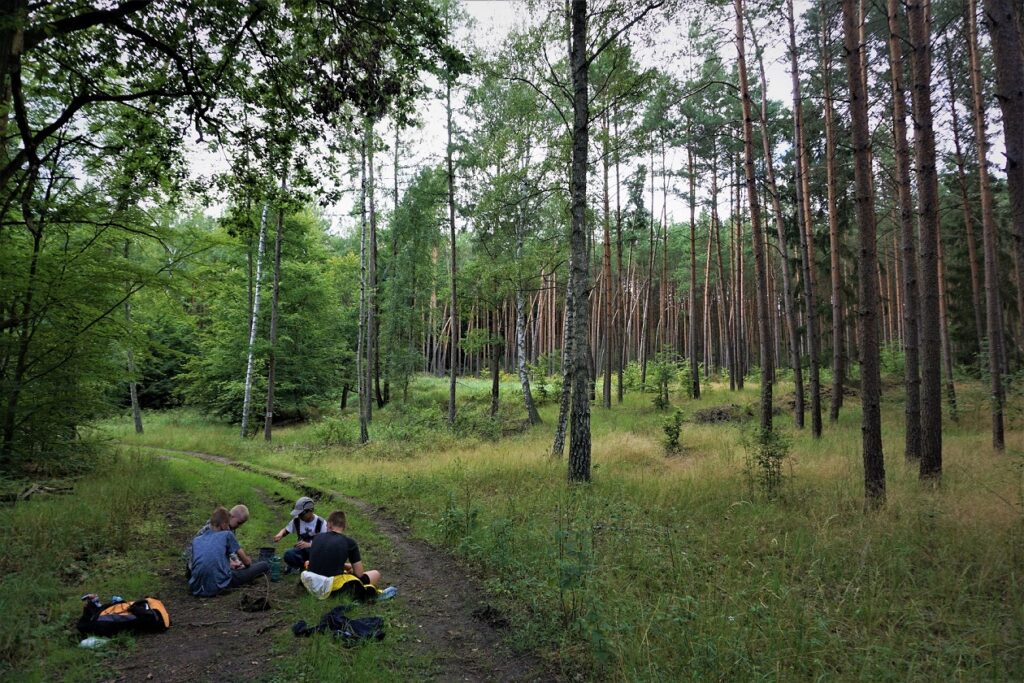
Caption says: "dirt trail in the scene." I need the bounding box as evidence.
[111,446,550,682]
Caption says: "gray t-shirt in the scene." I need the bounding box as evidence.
[188,529,240,597]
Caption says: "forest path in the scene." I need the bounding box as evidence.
[112,445,549,682]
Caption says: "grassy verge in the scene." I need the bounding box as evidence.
[104,375,1024,680]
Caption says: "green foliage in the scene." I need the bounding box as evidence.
[741,428,791,500]
[678,362,696,399]
[0,190,179,471]
[880,342,906,377]
[649,354,676,410]
[312,416,355,447]
[623,361,643,391]
[379,166,446,396]
[662,409,684,454]
[181,208,351,423]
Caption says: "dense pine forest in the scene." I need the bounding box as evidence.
[1,0,1022,680]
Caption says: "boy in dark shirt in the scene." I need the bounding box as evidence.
[307,510,381,587]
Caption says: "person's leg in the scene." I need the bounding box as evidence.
[230,560,270,587]
[282,548,305,570]
[360,569,381,586]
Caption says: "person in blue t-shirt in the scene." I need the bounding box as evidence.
[188,506,269,597]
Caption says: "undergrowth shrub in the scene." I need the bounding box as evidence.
[663,409,684,454]
[741,428,790,499]
[649,355,675,410]
[880,342,906,377]
[623,361,642,391]
[311,415,353,446]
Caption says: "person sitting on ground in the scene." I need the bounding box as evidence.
[301,509,384,600]
[188,506,269,597]
[183,504,250,578]
[272,496,327,574]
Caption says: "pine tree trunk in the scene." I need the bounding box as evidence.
[614,108,626,403]
[735,0,774,433]
[240,204,269,439]
[907,0,943,478]
[983,0,1024,352]
[966,0,1006,450]
[552,263,573,454]
[824,28,845,422]
[752,31,802,426]
[567,0,591,482]
[365,122,377,426]
[936,227,958,420]
[264,170,287,442]
[787,0,821,437]
[947,66,987,357]
[687,137,701,399]
[843,0,885,506]
[886,0,922,461]
[601,114,613,408]
[640,145,654,389]
[660,139,669,355]
[357,140,369,444]
[711,148,733,388]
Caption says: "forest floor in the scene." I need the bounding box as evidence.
[7,376,1020,681]
[107,446,549,682]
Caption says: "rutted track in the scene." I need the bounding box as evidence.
[128,445,550,682]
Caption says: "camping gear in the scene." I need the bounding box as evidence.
[79,636,109,649]
[239,593,271,612]
[77,594,170,637]
[257,547,275,561]
[292,604,385,644]
[269,555,282,582]
[300,570,381,601]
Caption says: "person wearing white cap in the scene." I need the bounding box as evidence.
[273,496,327,573]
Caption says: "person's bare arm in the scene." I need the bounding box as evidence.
[351,560,365,577]
[272,528,288,542]
[236,548,252,567]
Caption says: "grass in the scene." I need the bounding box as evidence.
[0,448,421,682]
[82,373,1024,678]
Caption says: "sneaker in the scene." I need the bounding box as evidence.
[378,586,398,601]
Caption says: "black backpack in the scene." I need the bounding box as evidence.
[77,596,171,637]
[292,605,384,644]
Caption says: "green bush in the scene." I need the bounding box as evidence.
[662,409,684,454]
[880,342,906,377]
[741,428,791,500]
[311,415,354,446]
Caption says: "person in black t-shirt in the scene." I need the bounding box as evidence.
[307,510,382,587]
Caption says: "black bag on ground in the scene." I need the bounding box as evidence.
[77,595,171,636]
[292,604,384,644]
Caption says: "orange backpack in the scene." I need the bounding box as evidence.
[77,595,171,636]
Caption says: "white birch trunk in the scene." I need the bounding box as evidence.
[240,203,269,438]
